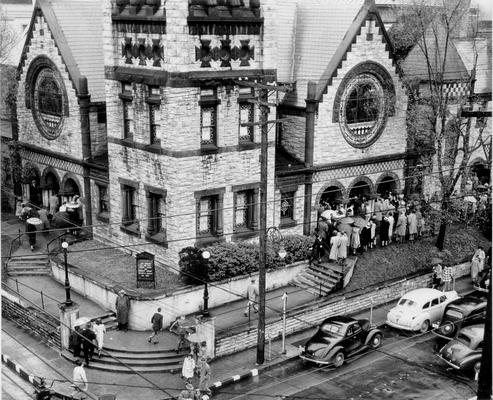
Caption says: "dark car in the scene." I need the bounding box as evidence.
[437,324,483,374]
[299,316,383,368]
[433,291,487,340]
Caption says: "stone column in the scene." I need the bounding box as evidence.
[216,195,224,236]
[59,302,79,351]
[195,317,216,359]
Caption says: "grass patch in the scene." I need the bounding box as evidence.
[345,224,490,292]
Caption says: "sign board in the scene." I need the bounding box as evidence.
[136,252,155,289]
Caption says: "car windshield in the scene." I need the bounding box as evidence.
[456,333,472,347]
[320,322,344,336]
[398,298,417,308]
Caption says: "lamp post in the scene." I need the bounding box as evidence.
[201,250,211,317]
[61,241,72,306]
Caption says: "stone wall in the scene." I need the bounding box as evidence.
[215,262,471,357]
[1,289,61,350]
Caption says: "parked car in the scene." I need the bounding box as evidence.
[437,324,483,373]
[433,290,487,340]
[386,288,460,333]
[298,316,383,367]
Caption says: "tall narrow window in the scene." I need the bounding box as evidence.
[147,86,161,145]
[97,184,109,223]
[280,191,295,225]
[199,88,219,148]
[234,190,255,229]
[147,193,165,235]
[198,195,218,234]
[239,102,254,142]
[120,83,133,140]
[122,185,137,226]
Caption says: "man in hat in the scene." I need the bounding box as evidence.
[80,323,97,367]
[177,383,195,400]
[72,359,88,395]
[115,290,130,331]
[244,277,258,317]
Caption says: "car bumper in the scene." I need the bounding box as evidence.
[436,354,460,370]
[431,330,453,340]
[386,319,415,331]
[299,353,331,365]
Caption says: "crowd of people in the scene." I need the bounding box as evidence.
[311,192,429,265]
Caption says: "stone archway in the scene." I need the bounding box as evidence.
[60,173,81,202]
[348,176,374,199]
[317,180,347,209]
[22,163,42,207]
[41,167,61,209]
[376,172,401,197]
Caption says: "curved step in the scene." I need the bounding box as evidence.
[103,349,184,360]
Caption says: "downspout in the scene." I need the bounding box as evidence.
[78,76,93,238]
[303,81,317,235]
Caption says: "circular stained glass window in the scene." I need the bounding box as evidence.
[33,68,65,139]
[338,73,387,148]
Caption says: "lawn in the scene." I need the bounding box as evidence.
[344,223,491,292]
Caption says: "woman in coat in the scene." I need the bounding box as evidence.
[380,216,390,246]
[350,226,360,255]
[182,354,195,383]
[328,232,340,262]
[407,210,417,241]
[395,212,407,244]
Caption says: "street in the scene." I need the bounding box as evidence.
[212,326,477,400]
[2,367,36,400]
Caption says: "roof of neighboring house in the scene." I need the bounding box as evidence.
[21,0,105,102]
[400,23,470,83]
[277,0,394,108]
[454,37,492,94]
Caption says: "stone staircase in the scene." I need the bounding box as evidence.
[293,260,344,296]
[6,255,51,276]
[62,347,187,374]
[89,312,118,331]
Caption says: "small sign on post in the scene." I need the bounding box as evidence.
[136,252,155,289]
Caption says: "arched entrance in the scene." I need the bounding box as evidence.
[348,179,372,200]
[41,169,60,208]
[61,177,81,203]
[319,185,345,209]
[22,164,42,207]
[377,176,397,197]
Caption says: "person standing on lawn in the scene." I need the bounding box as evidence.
[244,277,259,316]
[149,307,163,344]
[93,319,106,357]
[407,209,417,241]
[338,231,348,265]
[395,211,407,244]
[115,289,130,331]
[380,215,390,247]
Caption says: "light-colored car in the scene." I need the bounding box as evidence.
[386,288,460,333]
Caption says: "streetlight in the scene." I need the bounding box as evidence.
[201,250,211,317]
[61,241,72,306]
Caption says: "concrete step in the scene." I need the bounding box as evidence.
[6,270,51,276]
[295,275,332,295]
[305,268,340,285]
[299,273,337,291]
[292,278,328,297]
[309,263,343,278]
[89,312,118,331]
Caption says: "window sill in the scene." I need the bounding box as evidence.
[200,144,219,155]
[97,212,109,223]
[238,141,256,150]
[120,223,141,237]
[195,235,225,248]
[122,137,135,145]
[280,219,297,229]
[145,232,168,248]
[232,229,257,241]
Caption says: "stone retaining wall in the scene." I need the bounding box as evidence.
[1,289,61,350]
[215,262,471,357]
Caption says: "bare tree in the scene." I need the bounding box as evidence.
[390,0,490,250]
[0,8,18,64]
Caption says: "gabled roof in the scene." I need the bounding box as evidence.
[20,0,105,102]
[454,37,492,94]
[400,23,470,83]
[277,0,395,108]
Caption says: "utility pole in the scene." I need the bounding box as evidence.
[476,282,492,400]
[237,79,292,365]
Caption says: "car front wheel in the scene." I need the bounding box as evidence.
[418,320,430,333]
[369,333,383,348]
[333,351,345,368]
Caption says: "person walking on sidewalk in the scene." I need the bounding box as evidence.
[26,219,37,251]
[244,277,258,316]
[72,359,88,395]
[149,307,163,344]
[199,358,212,396]
[93,319,106,357]
[115,289,130,331]
[182,353,195,383]
[81,323,97,367]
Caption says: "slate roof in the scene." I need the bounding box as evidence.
[277,0,379,108]
[400,23,470,83]
[34,0,105,102]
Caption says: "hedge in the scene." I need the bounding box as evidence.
[179,235,313,284]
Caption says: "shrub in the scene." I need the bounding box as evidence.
[178,234,314,284]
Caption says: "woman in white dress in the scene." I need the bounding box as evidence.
[93,319,106,357]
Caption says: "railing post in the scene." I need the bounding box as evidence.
[40,291,45,310]
[18,229,22,246]
[15,279,19,293]
[319,282,322,297]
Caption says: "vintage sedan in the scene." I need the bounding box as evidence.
[386,288,459,333]
[437,324,484,373]
[299,316,383,367]
[433,290,487,340]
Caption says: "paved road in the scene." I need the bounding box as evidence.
[2,367,36,400]
[212,326,478,400]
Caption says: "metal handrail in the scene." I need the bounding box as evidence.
[46,232,68,256]
[8,229,25,260]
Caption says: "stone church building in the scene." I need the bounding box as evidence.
[12,0,411,267]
